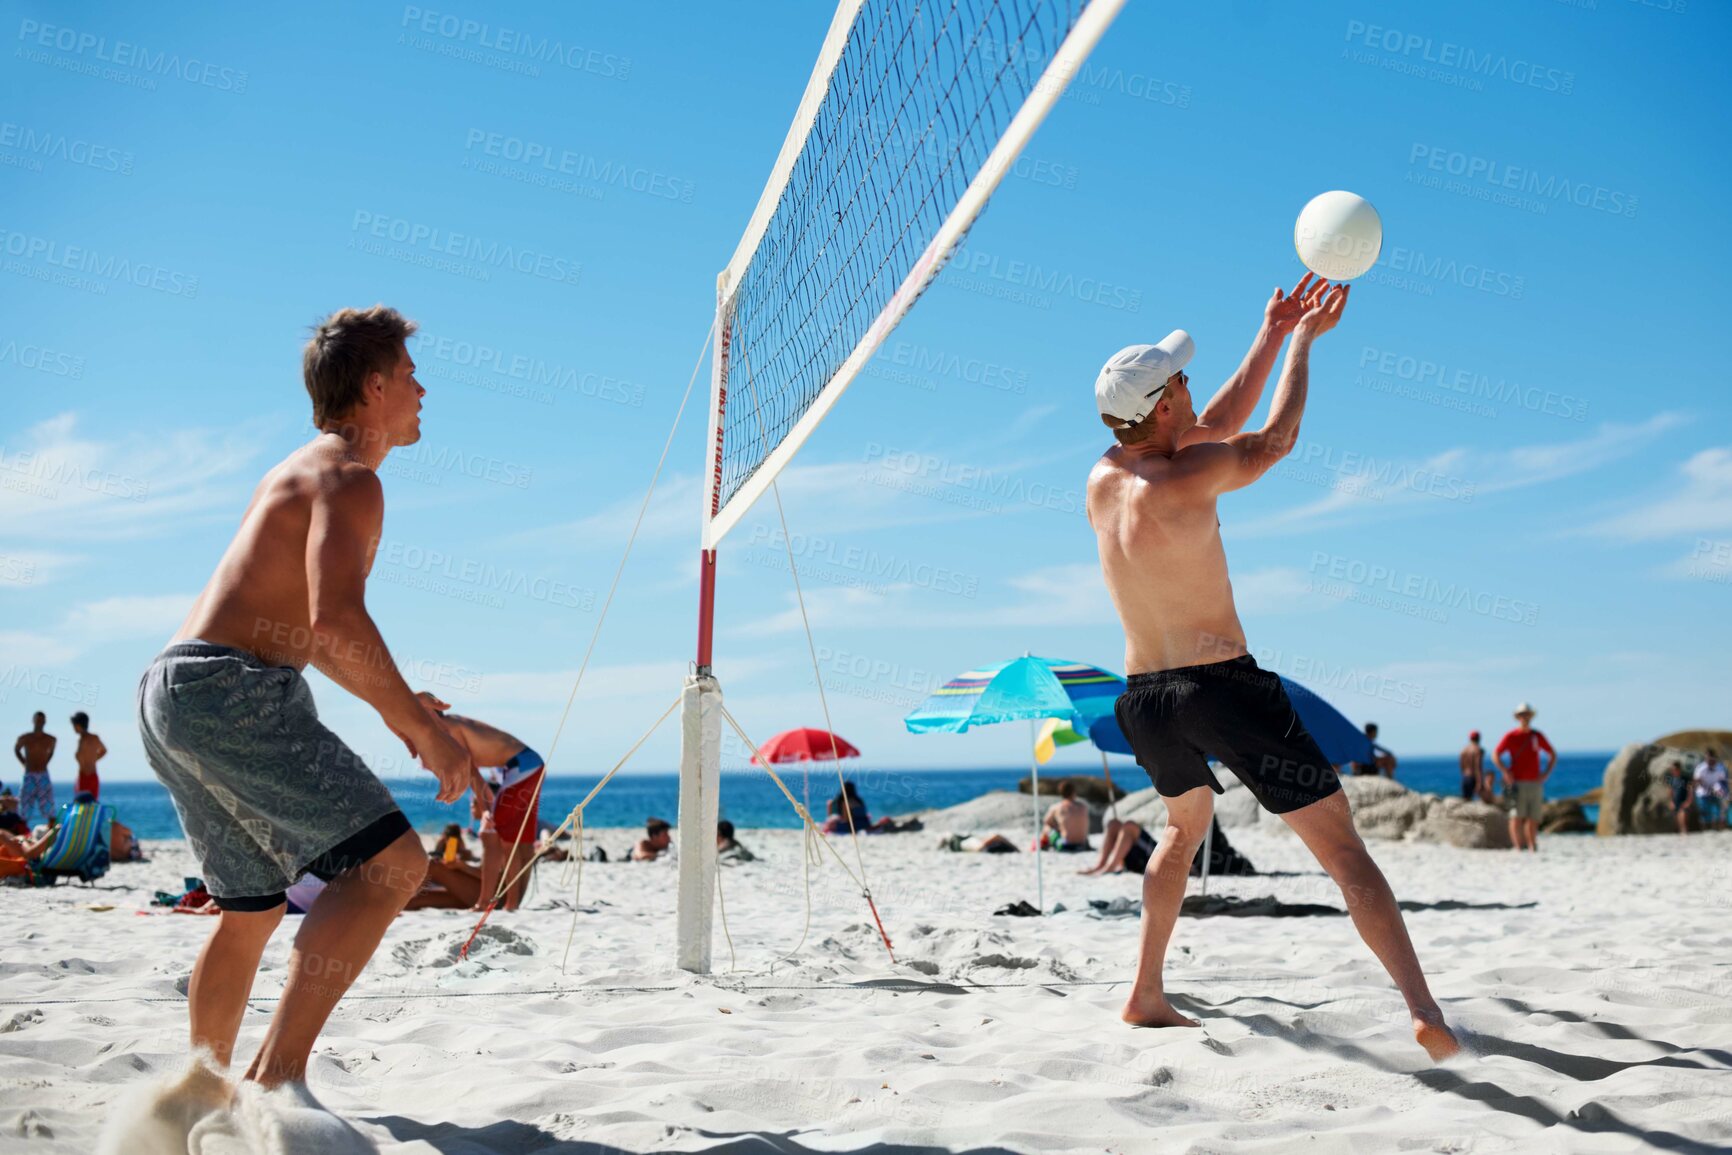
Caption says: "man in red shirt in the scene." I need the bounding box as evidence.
[1495,702,1556,852]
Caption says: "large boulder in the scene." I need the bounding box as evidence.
[1338,777,1511,848]
[1598,743,1700,835]
[1339,775,1429,841]
[1541,798,1593,834]
[1017,774,1126,808]
[1652,729,1732,753]
[917,790,1043,834]
[1115,785,1167,830]
[935,773,1517,848]
[1414,795,1514,849]
[918,790,1108,835]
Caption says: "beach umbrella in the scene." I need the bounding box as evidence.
[753,727,860,765]
[1032,717,1088,765]
[904,657,1125,909]
[905,658,1123,733]
[1079,675,1366,768]
[1034,717,1125,823]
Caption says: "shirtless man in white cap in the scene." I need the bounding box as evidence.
[1087,274,1459,1060]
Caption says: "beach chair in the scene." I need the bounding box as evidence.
[33,800,115,885]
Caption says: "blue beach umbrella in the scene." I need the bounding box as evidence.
[904,657,1125,910]
[1079,674,1366,769]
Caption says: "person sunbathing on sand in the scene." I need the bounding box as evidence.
[1079,816,1155,876]
[634,816,673,861]
[1042,780,1092,851]
[413,692,545,913]
[1088,277,1458,1060]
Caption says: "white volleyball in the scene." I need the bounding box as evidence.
[1294,191,1383,280]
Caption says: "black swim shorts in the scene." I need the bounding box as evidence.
[1113,654,1341,815]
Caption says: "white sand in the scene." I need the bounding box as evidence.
[3,827,1730,1153]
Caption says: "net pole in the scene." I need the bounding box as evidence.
[1028,718,1044,911]
[675,673,722,973]
[677,284,732,974]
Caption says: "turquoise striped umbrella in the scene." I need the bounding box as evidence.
[903,656,1123,733]
[904,656,1125,910]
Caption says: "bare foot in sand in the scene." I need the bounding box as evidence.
[97,1053,231,1155]
[1414,1010,1461,1061]
[1122,994,1200,1029]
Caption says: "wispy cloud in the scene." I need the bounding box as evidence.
[739,561,1115,635]
[1233,413,1686,537]
[0,413,265,541]
[0,550,80,590]
[61,594,194,642]
[1580,446,1732,543]
[1233,566,1340,616]
[0,593,196,673]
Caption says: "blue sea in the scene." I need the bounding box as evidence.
[70,755,1613,841]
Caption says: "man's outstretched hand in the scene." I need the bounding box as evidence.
[392,691,469,802]
[418,719,471,803]
[1295,282,1350,339]
[1265,273,1331,335]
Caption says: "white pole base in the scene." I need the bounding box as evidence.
[676,673,723,973]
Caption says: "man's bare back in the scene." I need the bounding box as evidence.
[74,732,104,776]
[1047,795,1090,845]
[1089,450,1247,675]
[176,437,377,670]
[1088,281,1344,674]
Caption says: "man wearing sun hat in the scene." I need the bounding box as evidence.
[1087,274,1459,1062]
[1496,702,1556,852]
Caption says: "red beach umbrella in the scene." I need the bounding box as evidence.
[754,727,860,766]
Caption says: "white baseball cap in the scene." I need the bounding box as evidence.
[1095,330,1194,426]
[1514,701,1536,717]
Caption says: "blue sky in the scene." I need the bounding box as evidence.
[2,0,1728,787]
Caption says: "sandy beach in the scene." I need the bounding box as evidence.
[3,825,1729,1153]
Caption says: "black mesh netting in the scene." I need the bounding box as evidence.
[716,0,1091,515]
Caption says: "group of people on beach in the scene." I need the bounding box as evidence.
[1665,748,1728,834]
[11,709,108,825]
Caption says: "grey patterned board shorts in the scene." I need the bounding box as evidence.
[138,641,409,910]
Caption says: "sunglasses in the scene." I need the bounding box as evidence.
[1143,369,1187,406]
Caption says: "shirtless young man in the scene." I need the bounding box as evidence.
[131,307,471,1139]
[1087,275,1458,1060]
[414,691,545,912]
[1042,780,1091,850]
[13,712,56,828]
[71,712,106,800]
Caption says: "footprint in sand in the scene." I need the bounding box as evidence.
[2,1009,44,1033]
[447,925,534,965]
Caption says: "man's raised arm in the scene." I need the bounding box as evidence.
[1182,273,1328,446]
[1183,283,1350,494]
[305,464,469,801]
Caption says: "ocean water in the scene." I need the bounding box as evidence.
[65,754,1613,842]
